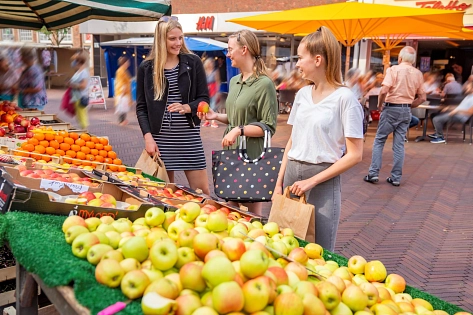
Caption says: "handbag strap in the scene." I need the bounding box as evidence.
[283,186,308,204]
[238,122,272,163]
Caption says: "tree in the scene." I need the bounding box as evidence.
[39,26,70,46]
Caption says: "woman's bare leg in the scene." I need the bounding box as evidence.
[184,169,210,195]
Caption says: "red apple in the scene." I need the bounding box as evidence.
[197,101,209,113]
[0,128,5,137]
[14,126,26,133]
[8,122,15,131]
[25,131,34,138]
[14,116,23,125]
[20,119,30,128]
[30,117,41,126]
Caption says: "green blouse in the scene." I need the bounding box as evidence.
[224,74,278,159]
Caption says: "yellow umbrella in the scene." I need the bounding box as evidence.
[228,2,464,74]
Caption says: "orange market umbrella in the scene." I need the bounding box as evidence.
[228,2,465,75]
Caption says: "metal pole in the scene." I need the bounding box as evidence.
[345,46,351,78]
[290,35,295,70]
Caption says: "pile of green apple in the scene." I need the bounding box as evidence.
[62,203,471,315]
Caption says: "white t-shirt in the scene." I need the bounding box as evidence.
[287,86,364,164]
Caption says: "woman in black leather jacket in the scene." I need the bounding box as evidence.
[136,17,210,194]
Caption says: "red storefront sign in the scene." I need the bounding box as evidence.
[415,1,472,11]
[196,16,215,31]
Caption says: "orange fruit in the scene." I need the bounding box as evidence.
[75,139,85,147]
[86,154,95,161]
[39,140,49,148]
[64,137,74,145]
[17,150,30,158]
[94,155,104,163]
[80,133,91,141]
[104,158,112,164]
[42,156,51,162]
[90,149,99,156]
[34,133,45,141]
[99,150,108,158]
[73,160,82,166]
[58,131,69,138]
[63,157,73,164]
[86,141,95,149]
[104,145,113,152]
[27,138,39,146]
[30,151,41,160]
[35,145,46,154]
[80,146,91,154]
[66,150,76,158]
[24,144,35,152]
[109,165,118,172]
[69,132,79,140]
[55,149,65,156]
[118,166,127,172]
[99,138,109,146]
[71,144,80,152]
[20,142,28,150]
[107,151,117,159]
[95,143,104,150]
[82,161,92,167]
[91,136,99,143]
[45,147,56,155]
[49,140,59,149]
[113,158,122,165]
[59,143,71,151]
[55,135,64,143]
[45,133,55,141]
[76,152,86,160]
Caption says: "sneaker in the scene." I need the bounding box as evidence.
[363,175,379,184]
[386,177,400,186]
[430,137,446,144]
[428,133,439,139]
[211,122,219,128]
[202,121,210,127]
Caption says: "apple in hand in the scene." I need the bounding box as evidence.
[149,239,178,271]
[95,259,125,288]
[179,202,201,223]
[87,243,114,265]
[197,101,209,113]
[212,281,245,314]
[121,270,150,299]
[141,292,177,315]
[72,233,100,259]
[64,225,89,244]
[145,207,165,227]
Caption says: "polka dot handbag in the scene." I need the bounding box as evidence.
[211,122,284,202]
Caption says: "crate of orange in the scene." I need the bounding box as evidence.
[12,131,126,172]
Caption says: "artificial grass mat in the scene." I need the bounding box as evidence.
[0,211,466,315]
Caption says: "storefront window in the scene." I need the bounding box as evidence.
[2,29,14,41]
[19,30,33,42]
[369,41,400,73]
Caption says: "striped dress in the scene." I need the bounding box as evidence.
[152,65,207,171]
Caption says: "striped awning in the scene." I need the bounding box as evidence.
[0,0,172,30]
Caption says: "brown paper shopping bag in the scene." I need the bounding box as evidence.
[134,150,170,182]
[268,187,316,242]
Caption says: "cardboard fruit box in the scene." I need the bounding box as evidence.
[140,183,208,204]
[0,168,159,221]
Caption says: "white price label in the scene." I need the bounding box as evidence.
[65,183,89,194]
[40,179,65,192]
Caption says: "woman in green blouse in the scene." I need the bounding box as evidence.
[198,30,278,215]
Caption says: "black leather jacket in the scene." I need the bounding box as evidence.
[136,53,210,135]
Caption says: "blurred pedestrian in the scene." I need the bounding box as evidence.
[0,54,20,101]
[202,58,220,128]
[364,46,426,187]
[17,47,47,110]
[345,68,362,101]
[423,72,440,95]
[273,26,364,251]
[441,73,462,97]
[69,50,90,130]
[136,16,210,194]
[115,56,132,126]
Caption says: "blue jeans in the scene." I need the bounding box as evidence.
[368,106,411,183]
[409,115,419,128]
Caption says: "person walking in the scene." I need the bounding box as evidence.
[69,50,90,130]
[114,56,132,126]
[17,47,47,111]
[364,46,426,187]
[197,29,278,216]
[0,54,20,102]
[272,27,364,251]
[136,16,210,195]
[202,58,220,128]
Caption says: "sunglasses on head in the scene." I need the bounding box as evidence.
[159,15,178,23]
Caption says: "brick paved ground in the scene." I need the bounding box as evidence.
[47,89,472,311]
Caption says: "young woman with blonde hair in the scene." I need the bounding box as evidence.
[198,30,278,215]
[273,27,364,251]
[136,17,210,194]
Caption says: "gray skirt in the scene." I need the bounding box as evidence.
[283,159,341,252]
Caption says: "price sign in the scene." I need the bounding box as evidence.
[0,176,15,213]
[65,183,89,194]
[40,179,65,192]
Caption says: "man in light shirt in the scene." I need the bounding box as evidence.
[364,46,426,186]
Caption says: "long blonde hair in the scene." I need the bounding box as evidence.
[229,30,269,78]
[301,26,343,87]
[147,19,191,100]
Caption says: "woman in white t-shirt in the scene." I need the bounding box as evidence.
[273,27,364,251]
